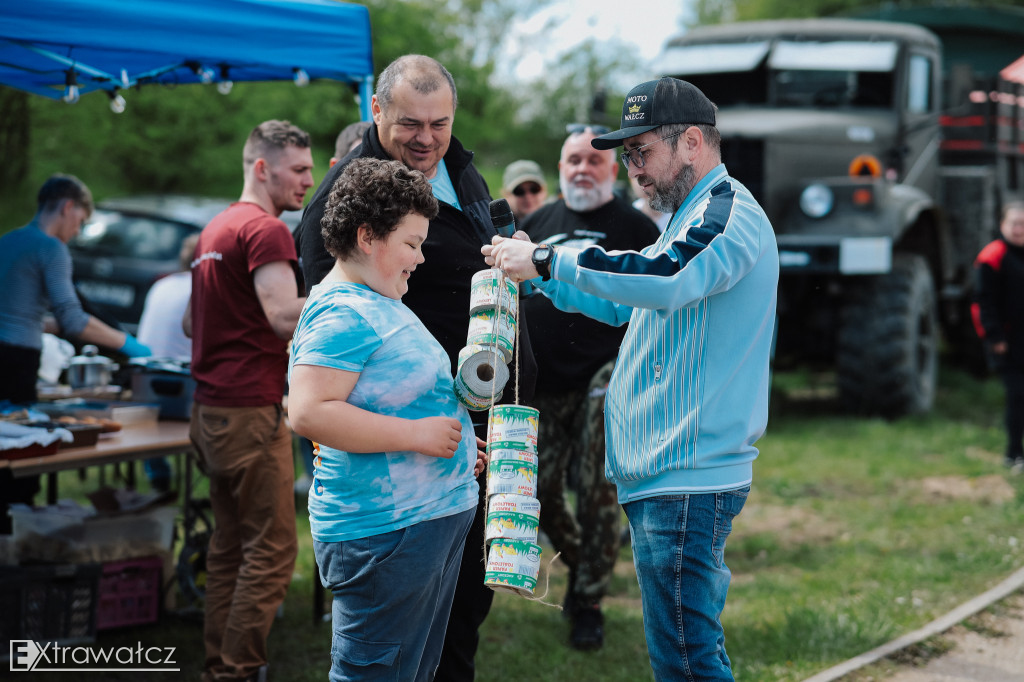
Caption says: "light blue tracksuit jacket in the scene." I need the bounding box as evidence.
[535,164,779,503]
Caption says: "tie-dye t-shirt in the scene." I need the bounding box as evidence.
[289,281,479,542]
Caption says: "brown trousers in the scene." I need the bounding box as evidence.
[190,403,298,682]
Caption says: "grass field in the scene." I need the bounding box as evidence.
[15,365,1024,681]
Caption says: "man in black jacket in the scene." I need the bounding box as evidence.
[295,54,537,682]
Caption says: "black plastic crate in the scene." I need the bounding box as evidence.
[0,563,101,657]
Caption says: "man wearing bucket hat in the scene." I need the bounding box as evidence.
[484,77,779,681]
[501,159,548,223]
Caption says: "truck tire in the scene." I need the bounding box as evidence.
[837,254,939,417]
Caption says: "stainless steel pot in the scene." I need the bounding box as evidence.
[66,345,119,389]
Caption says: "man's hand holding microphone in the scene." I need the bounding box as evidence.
[485,198,553,284]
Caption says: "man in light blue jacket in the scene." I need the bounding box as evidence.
[484,77,779,681]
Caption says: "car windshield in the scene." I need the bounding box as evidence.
[71,211,195,260]
[659,39,896,109]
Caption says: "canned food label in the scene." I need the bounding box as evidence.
[484,571,538,595]
[487,458,538,497]
[487,405,539,449]
[487,444,538,465]
[470,269,518,314]
[485,539,542,595]
[485,510,540,544]
[454,372,495,411]
[488,493,541,516]
[466,310,515,363]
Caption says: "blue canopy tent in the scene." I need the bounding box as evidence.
[0,0,374,118]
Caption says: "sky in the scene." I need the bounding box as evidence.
[504,0,691,84]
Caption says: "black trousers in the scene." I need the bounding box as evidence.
[1003,366,1024,459]
[434,425,494,682]
[0,342,42,533]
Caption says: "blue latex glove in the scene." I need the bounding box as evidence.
[119,333,152,358]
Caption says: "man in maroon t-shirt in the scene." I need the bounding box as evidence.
[187,120,312,682]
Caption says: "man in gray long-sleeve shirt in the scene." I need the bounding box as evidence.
[0,174,150,531]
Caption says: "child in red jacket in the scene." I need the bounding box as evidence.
[973,201,1024,469]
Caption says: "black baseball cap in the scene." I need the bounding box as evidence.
[591,77,716,150]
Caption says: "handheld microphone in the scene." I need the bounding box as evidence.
[489,198,516,238]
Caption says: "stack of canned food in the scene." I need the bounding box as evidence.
[483,404,543,597]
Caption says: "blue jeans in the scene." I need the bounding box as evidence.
[624,488,749,682]
[313,507,475,682]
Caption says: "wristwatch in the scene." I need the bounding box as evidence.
[532,244,554,281]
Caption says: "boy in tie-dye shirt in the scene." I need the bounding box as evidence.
[288,158,484,682]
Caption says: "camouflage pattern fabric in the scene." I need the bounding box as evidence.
[530,359,621,605]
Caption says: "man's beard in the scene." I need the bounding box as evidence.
[562,175,610,212]
[649,162,697,214]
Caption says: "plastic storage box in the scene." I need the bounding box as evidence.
[96,556,163,630]
[10,503,178,564]
[130,372,195,420]
[0,563,101,654]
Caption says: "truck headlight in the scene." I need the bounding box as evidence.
[800,184,833,218]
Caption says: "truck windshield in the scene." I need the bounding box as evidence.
[660,39,896,109]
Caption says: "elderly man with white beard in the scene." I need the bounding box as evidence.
[520,125,660,651]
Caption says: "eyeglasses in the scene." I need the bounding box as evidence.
[566,123,611,136]
[512,183,544,197]
[620,130,686,170]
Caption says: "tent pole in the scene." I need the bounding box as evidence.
[359,75,374,122]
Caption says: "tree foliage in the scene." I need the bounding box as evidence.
[1,0,664,226]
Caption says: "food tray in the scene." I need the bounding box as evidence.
[1,441,60,461]
[10,420,104,448]
[0,422,67,460]
[37,400,159,426]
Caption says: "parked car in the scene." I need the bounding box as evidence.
[69,195,301,333]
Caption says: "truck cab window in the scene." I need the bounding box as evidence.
[907,54,932,114]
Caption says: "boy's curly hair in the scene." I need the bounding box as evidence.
[321,158,439,260]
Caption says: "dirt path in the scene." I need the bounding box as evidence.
[804,568,1024,682]
[868,592,1024,682]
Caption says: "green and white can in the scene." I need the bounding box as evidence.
[487,405,539,451]
[484,539,542,596]
[486,493,541,544]
[466,309,516,364]
[487,442,538,464]
[469,268,518,315]
[486,457,538,497]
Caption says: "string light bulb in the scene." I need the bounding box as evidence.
[107,89,126,114]
[186,61,216,84]
[293,68,309,87]
[63,69,80,104]
[217,64,233,94]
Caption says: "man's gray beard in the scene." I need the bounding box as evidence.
[562,178,608,212]
[650,163,697,214]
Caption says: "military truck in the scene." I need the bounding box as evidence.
[654,18,1024,417]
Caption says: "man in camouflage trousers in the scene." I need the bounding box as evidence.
[522,126,660,650]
